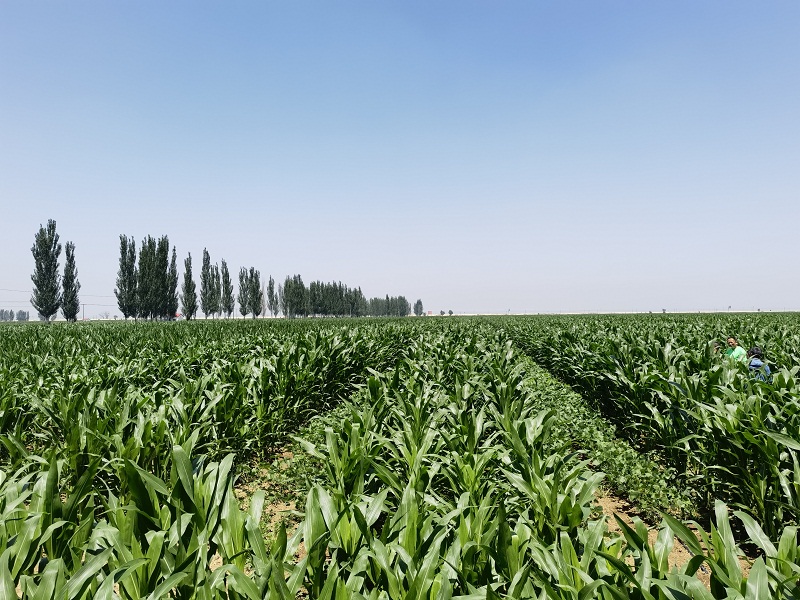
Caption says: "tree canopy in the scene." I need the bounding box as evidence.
[30,219,62,321]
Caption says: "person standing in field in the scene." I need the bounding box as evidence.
[724,336,747,363]
[746,346,771,381]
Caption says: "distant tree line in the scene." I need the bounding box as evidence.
[275,277,366,318]
[114,233,423,320]
[28,223,424,322]
[0,310,29,322]
[367,295,411,318]
[275,276,415,319]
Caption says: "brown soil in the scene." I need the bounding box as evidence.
[596,493,753,588]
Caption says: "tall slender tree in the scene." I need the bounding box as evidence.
[282,274,308,318]
[181,253,198,320]
[220,260,234,318]
[155,236,170,319]
[414,299,424,317]
[200,248,213,318]
[237,267,250,317]
[266,276,277,317]
[135,235,171,319]
[167,247,179,320]
[115,235,138,319]
[62,241,81,321]
[248,268,263,319]
[212,263,221,317]
[30,219,62,321]
[137,236,156,319]
[277,283,285,317]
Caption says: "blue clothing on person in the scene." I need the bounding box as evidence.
[748,357,771,381]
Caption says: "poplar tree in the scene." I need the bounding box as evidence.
[248,268,263,319]
[167,247,179,320]
[277,283,285,317]
[155,236,170,319]
[282,275,295,318]
[137,236,156,319]
[356,287,367,317]
[212,264,221,317]
[220,260,234,318]
[200,248,213,318]
[62,241,81,322]
[282,274,308,318]
[30,219,62,321]
[237,267,250,317]
[414,299,424,317]
[181,253,198,320]
[135,235,171,319]
[267,276,277,317]
[115,235,138,319]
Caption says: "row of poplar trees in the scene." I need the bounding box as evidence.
[114,236,265,320]
[281,277,413,318]
[30,219,81,321]
[0,309,30,322]
[114,235,420,320]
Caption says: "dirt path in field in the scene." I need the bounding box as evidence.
[596,493,754,588]
[596,493,711,586]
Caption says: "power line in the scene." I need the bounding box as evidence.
[0,288,115,298]
[0,300,117,307]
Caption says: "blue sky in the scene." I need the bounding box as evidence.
[1,2,798,316]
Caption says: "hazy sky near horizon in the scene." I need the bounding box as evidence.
[1,2,798,317]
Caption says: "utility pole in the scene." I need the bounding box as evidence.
[82,303,85,321]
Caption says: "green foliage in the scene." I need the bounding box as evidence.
[283,274,308,318]
[236,266,263,318]
[368,294,411,317]
[167,246,179,320]
[248,267,262,318]
[521,358,693,520]
[180,253,198,320]
[30,219,62,321]
[114,235,138,319]
[200,248,215,318]
[266,275,277,317]
[237,266,250,317]
[136,235,173,320]
[2,317,799,597]
[61,241,80,322]
[220,259,235,318]
[506,313,800,537]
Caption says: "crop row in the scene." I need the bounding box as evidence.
[504,313,800,537]
[0,319,416,486]
[2,317,800,597]
[292,325,800,598]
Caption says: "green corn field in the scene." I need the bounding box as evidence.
[1,315,799,598]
